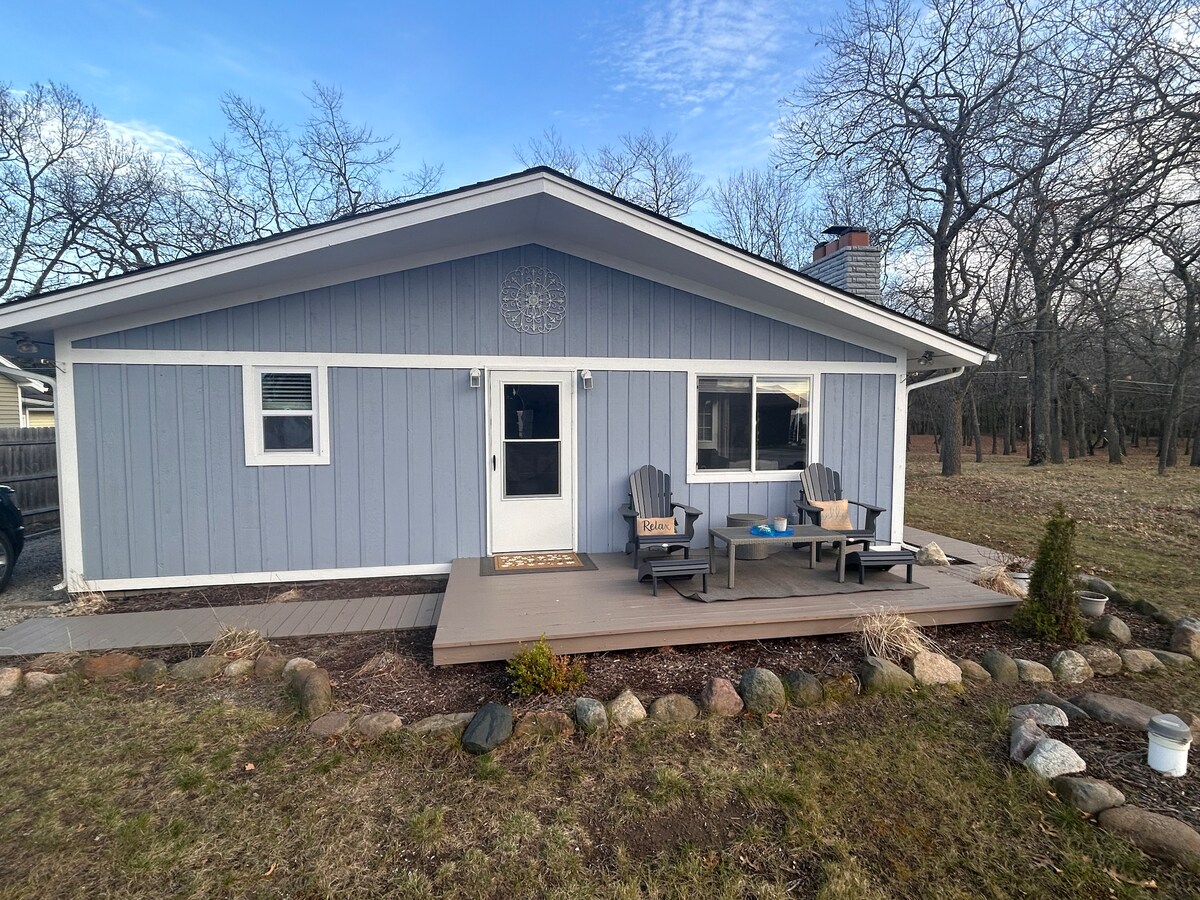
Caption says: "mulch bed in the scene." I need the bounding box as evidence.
[105,575,448,613]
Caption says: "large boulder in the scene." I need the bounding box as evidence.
[1023,739,1086,779]
[513,711,575,739]
[254,654,287,679]
[283,658,318,686]
[24,671,68,693]
[915,542,950,566]
[78,653,141,680]
[0,667,22,698]
[133,659,168,684]
[953,658,992,683]
[783,670,824,706]
[1031,690,1090,723]
[699,677,744,717]
[409,712,475,737]
[1015,659,1055,683]
[1170,617,1200,660]
[294,668,332,719]
[574,697,608,734]
[461,703,513,755]
[224,658,255,678]
[1119,649,1165,675]
[1079,575,1121,601]
[1010,718,1049,763]
[1150,649,1194,669]
[980,650,1019,684]
[908,651,962,686]
[1088,615,1131,645]
[1008,703,1069,728]
[1098,806,1200,871]
[821,673,858,704]
[1077,645,1123,676]
[352,711,404,739]
[1051,776,1125,816]
[169,657,227,681]
[738,668,786,714]
[1071,692,1161,731]
[606,688,647,727]
[1049,650,1093,685]
[309,711,351,738]
[859,656,915,695]
[649,693,699,722]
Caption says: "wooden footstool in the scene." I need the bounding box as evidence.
[845,549,916,585]
[639,557,710,596]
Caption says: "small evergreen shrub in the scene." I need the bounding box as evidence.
[506,635,586,697]
[1011,503,1085,642]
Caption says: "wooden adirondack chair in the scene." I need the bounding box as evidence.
[795,463,885,558]
[619,465,703,567]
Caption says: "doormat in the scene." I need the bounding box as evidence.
[481,552,598,576]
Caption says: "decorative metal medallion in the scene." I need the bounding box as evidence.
[500,265,567,334]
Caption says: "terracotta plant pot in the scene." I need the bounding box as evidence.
[1078,591,1108,617]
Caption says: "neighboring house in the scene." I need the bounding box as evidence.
[0,356,53,428]
[0,168,988,593]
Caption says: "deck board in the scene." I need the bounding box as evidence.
[432,549,1019,665]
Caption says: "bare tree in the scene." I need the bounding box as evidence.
[184,83,442,247]
[585,129,704,218]
[514,126,581,177]
[711,168,809,267]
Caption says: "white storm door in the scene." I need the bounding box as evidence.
[487,370,577,554]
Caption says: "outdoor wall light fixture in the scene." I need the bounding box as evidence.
[468,367,482,388]
[579,369,594,390]
[918,350,935,366]
[12,333,38,354]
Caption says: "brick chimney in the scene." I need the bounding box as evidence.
[799,226,882,304]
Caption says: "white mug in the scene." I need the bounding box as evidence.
[773,516,788,532]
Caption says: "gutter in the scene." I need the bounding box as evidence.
[0,362,54,390]
[906,367,965,395]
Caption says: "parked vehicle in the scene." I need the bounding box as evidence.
[0,485,25,591]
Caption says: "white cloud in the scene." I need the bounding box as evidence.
[105,119,190,167]
[617,0,795,112]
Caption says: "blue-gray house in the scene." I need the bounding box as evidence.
[0,169,988,593]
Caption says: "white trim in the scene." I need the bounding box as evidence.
[52,338,82,587]
[890,360,909,545]
[67,347,902,375]
[80,562,452,593]
[685,370,817,485]
[0,171,986,366]
[242,365,331,466]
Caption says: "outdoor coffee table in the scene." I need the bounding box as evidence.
[707,525,849,588]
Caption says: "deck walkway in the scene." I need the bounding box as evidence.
[431,540,1019,665]
[0,592,443,657]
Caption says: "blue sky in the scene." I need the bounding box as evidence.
[8,0,828,227]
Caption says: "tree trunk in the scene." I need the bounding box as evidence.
[1102,329,1122,464]
[970,390,983,463]
[1191,418,1200,467]
[1066,383,1079,460]
[938,382,963,476]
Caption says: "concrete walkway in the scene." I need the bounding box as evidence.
[0,592,443,657]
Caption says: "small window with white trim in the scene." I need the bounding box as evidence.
[243,366,330,466]
[692,375,811,479]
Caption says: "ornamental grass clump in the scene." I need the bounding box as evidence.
[1011,503,1085,642]
[506,635,586,698]
[857,609,943,663]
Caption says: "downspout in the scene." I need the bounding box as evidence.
[905,367,965,396]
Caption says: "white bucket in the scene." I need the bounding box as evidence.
[1148,733,1190,776]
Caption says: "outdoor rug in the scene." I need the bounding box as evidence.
[670,552,927,602]
[480,552,598,576]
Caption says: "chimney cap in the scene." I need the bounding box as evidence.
[821,225,868,237]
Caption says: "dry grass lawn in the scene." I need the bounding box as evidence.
[0,444,1198,898]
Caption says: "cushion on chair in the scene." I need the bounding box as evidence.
[636,516,678,537]
[811,499,853,531]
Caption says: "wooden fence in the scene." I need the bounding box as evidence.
[0,427,58,527]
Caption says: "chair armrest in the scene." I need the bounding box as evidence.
[672,503,702,517]
[671,502,702,540]
[795,500,821,526]
[847,501,886,514]
[619,504,636,520]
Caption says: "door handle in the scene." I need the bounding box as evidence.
[492,454,497,471]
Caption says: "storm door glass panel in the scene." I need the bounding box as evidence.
[503,383,561,496]
[695,376,751,470]
[755,378,810,471]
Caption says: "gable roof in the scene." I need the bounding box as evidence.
[0,167,989,366]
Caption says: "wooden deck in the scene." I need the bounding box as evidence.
[0,592,443,657]
[431,531,1019,665]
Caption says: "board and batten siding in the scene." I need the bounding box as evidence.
[73,244,894,364]
[72,363,893,581]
